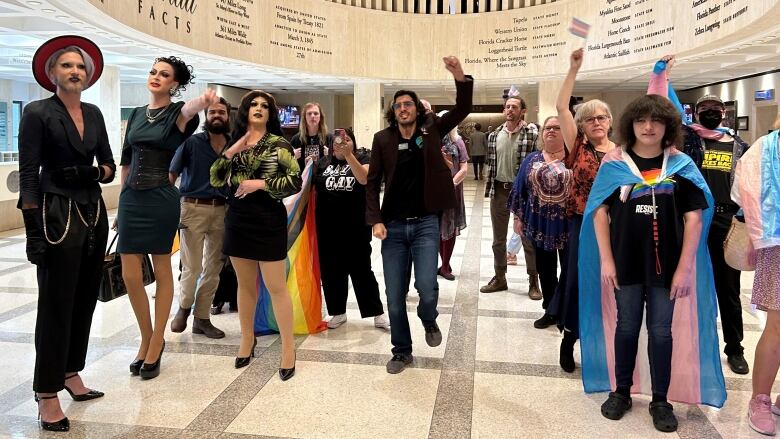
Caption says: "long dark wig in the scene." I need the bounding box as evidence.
[231,90,283,140]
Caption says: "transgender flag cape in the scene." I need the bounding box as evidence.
[578,146,726,408]
[255,160,327,335]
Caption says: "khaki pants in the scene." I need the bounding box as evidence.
[179,201,226,319]
[490,183,537,277]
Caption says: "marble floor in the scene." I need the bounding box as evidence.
[0,177,777,438]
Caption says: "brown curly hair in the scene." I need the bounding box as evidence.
[618,95,682,149]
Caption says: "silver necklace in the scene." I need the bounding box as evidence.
[145,104,170,124]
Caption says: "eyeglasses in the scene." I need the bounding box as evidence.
[543,125,561,132]
[392,101,415,110]
[583,115,610,125]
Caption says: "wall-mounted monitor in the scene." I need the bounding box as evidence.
[278,105,300,128]
[682,104,694,124]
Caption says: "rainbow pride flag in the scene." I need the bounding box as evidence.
[255,160,327,335]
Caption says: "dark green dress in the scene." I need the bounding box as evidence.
[117,101,198,254]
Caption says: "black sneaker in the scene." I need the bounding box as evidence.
[424,323,443,347]
[533,314,557,329]
[727,354,749,375]
[386,353,413,374]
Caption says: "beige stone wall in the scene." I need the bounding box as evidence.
[73,0,780,81]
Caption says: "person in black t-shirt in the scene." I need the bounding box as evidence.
[594,95,708,433]
[313,129,389,331]
[679,93,751,375]
[291,102,333,173]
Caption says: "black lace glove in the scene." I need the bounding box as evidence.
[52,165,101,186]
[22,208,47,266]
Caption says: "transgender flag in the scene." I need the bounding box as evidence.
[255,159,327,335]
[569,17,591,39]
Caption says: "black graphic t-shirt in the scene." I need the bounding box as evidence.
[702,139,737,228]
[382,131,427,222]
[602,149,708,288]
[291,132,333,174]
[314,153,370,229]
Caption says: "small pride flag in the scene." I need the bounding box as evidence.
[568,17,591,39]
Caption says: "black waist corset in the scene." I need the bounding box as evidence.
[126,146,174,190]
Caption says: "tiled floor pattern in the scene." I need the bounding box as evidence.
[0,178,777,438]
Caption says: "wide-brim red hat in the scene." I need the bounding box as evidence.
[32,35,103,93]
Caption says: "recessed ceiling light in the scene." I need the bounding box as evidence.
[70,21,82,25]
[27,1,42,6]
[56,15,68,19]
[41,8,55,13]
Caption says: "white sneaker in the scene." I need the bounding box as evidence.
[327,313,347,329]
[374,314,390,330]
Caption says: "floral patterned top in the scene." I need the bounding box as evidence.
[508,151,571,251]
[210,133,301,200]
[564,135,605,217]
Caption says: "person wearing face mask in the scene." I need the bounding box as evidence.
[314,128,389,330]
[168,97,232,339]
[291,102,332,172]
[685,95,751,375]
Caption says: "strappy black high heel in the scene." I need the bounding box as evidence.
[63,373,104,401]
[35,394,69,432]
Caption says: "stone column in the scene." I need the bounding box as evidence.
[537,79,564,127]
[82,65,121,157]
[353,81,384,149]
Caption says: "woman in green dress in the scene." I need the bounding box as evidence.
[211,90,301,379]
[118,56,218,380]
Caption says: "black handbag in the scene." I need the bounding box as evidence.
[98,235,155,302]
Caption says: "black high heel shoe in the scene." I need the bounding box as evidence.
[140,340,165,380]
[234,338,257,369]
[129,359,144,376]
[279,350,296,381]
[63,373,104,401]
[35,394,69,432]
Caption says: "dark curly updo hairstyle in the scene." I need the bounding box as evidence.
[155,56,194,97]
[618,94,682,150]
[232,90,283,140]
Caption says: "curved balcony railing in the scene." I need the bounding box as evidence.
[324,0,559,14]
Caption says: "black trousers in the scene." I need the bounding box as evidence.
[34,194,108,393]
[535,245,564,312]
[318,225,383,317]
[472,155,485,178]
[708,220,744,355]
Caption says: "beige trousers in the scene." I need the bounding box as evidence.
[178,201,226,319]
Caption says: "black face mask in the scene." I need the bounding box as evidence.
[698,110,723,130]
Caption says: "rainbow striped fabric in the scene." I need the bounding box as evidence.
[579,147,726,408]
[255,160,327,335]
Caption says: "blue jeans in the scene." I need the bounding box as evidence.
[382,215,440,355]
[614,284,675,397]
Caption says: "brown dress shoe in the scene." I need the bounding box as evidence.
[528,275,542,300]
[480,276,508,293]
[170,307,191,333]
[192,318,226,339]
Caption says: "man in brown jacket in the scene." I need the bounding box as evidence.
[366,56,472,374]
